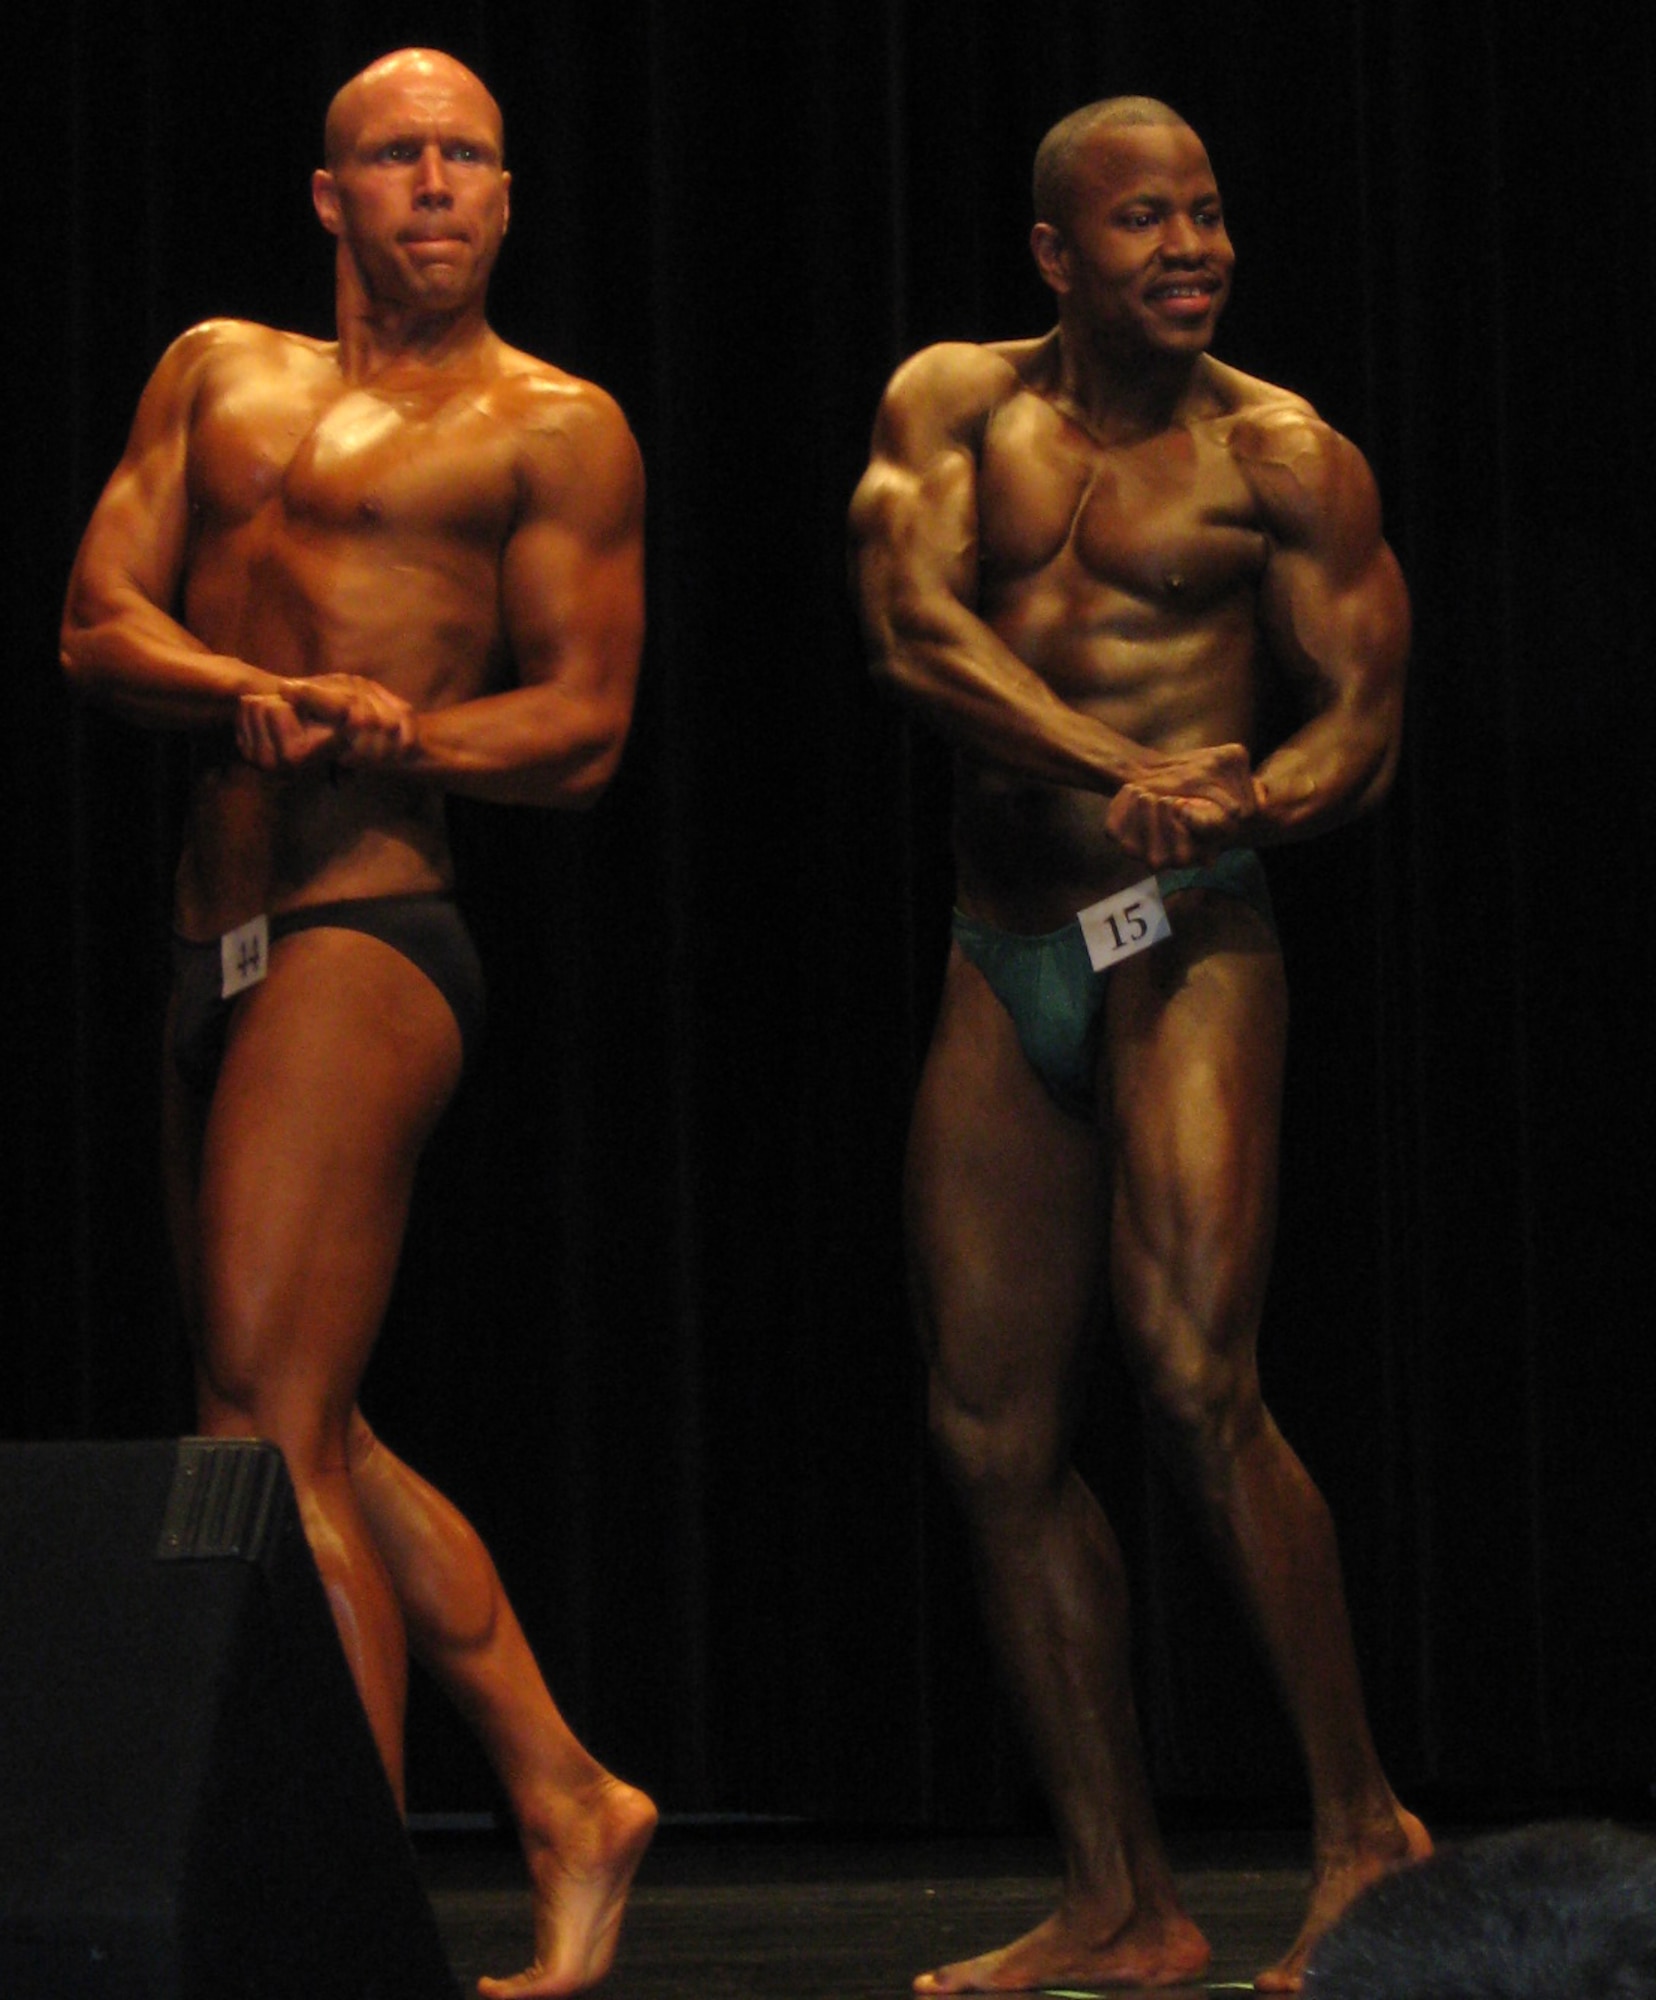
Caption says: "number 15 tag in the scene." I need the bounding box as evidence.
[1077,877,1171,973]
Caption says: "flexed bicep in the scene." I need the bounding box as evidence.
[61,322,281,728]
[406,380,645,809]
[1244,412,1409,841]
[850,344,1180,803]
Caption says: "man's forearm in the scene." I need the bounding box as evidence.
[871,604,1152,798]
[61,601,277,731]
[402,681,629,809]
[869,622,1263,878]
[1250,701,1400,845]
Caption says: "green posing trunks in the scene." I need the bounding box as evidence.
[951,849,1274,1117]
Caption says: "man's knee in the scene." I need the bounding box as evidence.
[1132,1336,1265,1471]
[194,1347,349,1479]
[346,1410,380,1472]
[927,1372,1066,1515]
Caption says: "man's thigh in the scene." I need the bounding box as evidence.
[907,946,1104,1421]
[1102,892,1287,1376]
[194,925,464,1418]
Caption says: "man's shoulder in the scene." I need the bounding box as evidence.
[889,338,1028,408]
[1201,357,1321,437]
[877,338,1034,458]
[1203,360,1380,543]
[480,345,641,523]
[125,320,329,440]
[1208,354,1368,462]
[483,344,636,451]
[163,317,328,375]
[146,320,330,417]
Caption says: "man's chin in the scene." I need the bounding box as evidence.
[397,267,483,311]
[405,258,471,289]
[1142,316,1219,357]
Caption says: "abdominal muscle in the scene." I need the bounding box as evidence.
[953,766,1147,932]
[954,598,1263,934]
[170,527,492,939]
[171,756,453,942]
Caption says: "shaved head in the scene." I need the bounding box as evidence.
[323,48,503,169]
[1033,96,1194,230]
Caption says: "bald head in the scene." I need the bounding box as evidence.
[323,48,503,170]
[1033,96,1194,231]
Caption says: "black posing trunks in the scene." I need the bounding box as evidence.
[169,892,486,1097]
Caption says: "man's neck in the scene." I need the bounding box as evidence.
[332,269,495,381]
[1044,319,1210,447]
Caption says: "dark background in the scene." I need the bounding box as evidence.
[8,0,1654,1833]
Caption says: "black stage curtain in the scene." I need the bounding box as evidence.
[8,0,1654,1827]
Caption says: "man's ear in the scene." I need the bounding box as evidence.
[312,168,342,238]
[1031,221,1071,297]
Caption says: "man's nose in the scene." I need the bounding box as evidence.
[1159,215,1202,258]
[413,145,453,204]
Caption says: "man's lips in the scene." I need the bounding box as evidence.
[1146,277,1222,316]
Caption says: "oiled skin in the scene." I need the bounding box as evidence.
[851,108,1423,1995]
[61,50,656,1999]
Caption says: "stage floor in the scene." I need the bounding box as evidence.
[419,1826,1315,1998]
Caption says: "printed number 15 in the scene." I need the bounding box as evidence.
[1105,902,1149,950]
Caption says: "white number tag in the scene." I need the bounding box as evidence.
[220,914,270,1000]
[1078,877,1171,972]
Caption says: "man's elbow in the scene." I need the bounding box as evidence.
[868,629,955,716]
[862,598,939,707]
[853,544,941,706]
[543,705,632,811]
[1343,704,1403,821]
[59,572,137,701]
[866,642,906,702]
[560,744,622,811]
[59,617,107,700]
[1362,735,1402,813]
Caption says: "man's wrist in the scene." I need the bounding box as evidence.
[1095,740,1160,795]
[231,661,289,704]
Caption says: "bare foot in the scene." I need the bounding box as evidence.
[1254,1807,1432,1993]
[477,1774,658,1999]
[913,1902,1211,1993]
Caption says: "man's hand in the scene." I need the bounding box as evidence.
[235,674,418,772]
[1104,742,1262,868]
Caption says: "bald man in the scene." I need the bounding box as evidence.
[62,49,654,1998]
[852,98,1427,1991]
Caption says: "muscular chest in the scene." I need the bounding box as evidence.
[187,359,516,547]
[976,398,1267,612]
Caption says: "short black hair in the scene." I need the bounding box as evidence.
[1032,96,1191,230]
